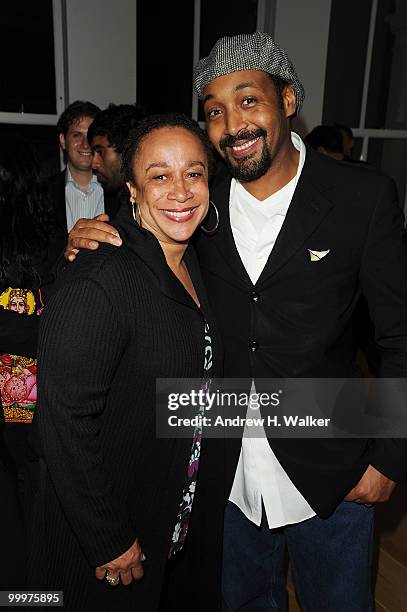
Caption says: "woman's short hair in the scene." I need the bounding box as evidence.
[122,113,216,184]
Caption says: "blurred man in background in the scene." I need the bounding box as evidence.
[305,124,345,160]
[88,103,145,196]
[47,100,111,233]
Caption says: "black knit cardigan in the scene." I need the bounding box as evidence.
[28,204,225,611]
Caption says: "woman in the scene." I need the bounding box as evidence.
[28,114,224,610]
[0,136,64,587]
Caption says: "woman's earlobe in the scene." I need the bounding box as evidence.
[127,182,137,204]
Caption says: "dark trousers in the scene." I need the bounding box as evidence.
[222,501,374,612]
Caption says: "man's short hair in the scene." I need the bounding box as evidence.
[335,123,354,140]
[305,125,344,154]
[87,103,146,156]
[56,100,101,136]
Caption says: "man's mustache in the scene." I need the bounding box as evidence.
[219,128,267,151]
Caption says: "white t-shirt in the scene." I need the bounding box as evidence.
[228,132,316,528]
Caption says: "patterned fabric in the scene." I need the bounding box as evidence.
[0,286,44,424]
[168,321,213,557]
[193,32,305,113]
[0,354,37,423]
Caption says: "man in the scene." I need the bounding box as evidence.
[305,124,345,160]
[88,103,145,194]
[63,103,145,261]
[65,33,407,611]
[335,123,355,160]
[47,100,120,233]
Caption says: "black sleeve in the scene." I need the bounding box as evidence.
[360,177,407,482]
[37,277,136,566]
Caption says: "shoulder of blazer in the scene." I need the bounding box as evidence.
[104,190,122,220]
[208,145,391,199]
[46,169,66,192]
[44,170,68,233]
[45,170,67,209]
[207,146,390,211]
[303,145,394,202]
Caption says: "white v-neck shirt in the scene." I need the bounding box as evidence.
[228,132,316,528]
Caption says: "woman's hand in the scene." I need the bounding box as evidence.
[65,214,122,262]
[95,538,146,586]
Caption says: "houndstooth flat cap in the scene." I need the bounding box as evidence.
[193,32,305,114]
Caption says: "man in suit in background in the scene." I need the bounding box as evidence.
[64,33,407,611]
[62,103,145,261]
[47,100,120,233]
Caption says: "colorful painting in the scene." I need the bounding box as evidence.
[0,287,36,315]
[0,354,37,423]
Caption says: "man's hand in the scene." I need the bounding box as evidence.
[95,538,146,586]
[345,464,396,504]
[65,214,122,262]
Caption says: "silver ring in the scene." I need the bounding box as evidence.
[106,572,120,586]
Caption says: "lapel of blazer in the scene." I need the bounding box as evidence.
[52,170,68,234]
[207,151,336,289]
[208,168,253,287]
[256,147,336,287]
[104,189,121,220]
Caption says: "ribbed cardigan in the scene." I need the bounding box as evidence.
[27,205,222,611]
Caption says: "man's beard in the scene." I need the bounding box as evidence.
[220,129,272,182]
[96,173,123,194]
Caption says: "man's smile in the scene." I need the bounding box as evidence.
[228,137,261,158]
[220,128,267,161]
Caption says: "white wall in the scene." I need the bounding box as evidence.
[63,0,330,128]
[65,0,137,108]
[273,0,332,136]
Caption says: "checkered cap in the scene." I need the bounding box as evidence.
[193,32,305,115]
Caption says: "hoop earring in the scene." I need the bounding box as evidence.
[200,200,219,235]
[130,198,141,225]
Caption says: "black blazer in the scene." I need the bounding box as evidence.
[196,146,407,516]
[28,205,224,610]
[46,169,121,234]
